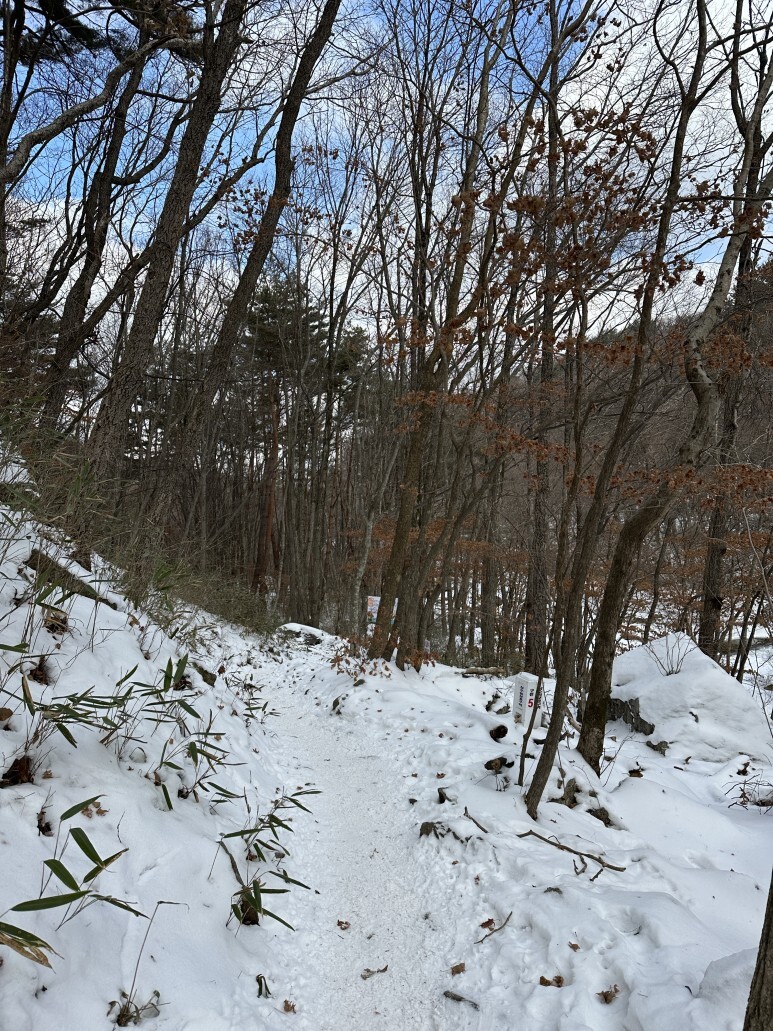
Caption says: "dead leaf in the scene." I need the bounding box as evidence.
[539,974,564,987]
[480,918,495,930]
[0,928,57,968]
[628,768,643,778]
[361,965,388,980]
[597,984,620,1004]
[283,999,296,1013]
[451,962,466,976]
[436,772,446,779]
[337,920,350,930]
[568,942,580,952]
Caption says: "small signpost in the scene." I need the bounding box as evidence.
[512,671,542,727]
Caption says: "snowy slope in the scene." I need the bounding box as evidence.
[2,506,772,1031]
[0,511,314,1030]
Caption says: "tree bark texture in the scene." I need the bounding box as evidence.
[745,869,773,1031]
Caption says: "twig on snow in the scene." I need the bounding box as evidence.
[475,911,512,944]
[516,829,625,874]
[463,807,489,833]
[444,990,480,1010]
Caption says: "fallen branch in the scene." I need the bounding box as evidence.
[463,807,489,833]
[475,911,512,944]
[443,990,480,1010]
[462,666,507,678]
[516,829,626,874]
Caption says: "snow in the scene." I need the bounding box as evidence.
[1,507,772,1030]
[611,633,772,760]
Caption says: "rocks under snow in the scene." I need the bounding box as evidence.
[610,633,772,761]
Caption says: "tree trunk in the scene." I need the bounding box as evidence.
[745,869,773,1031]
[578,490,672,773]
[39,47,148,425]
[86,0,248,489]
[152,0,342,533]
[642,518,672,644]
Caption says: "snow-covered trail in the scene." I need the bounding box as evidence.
[260,676,482,1031]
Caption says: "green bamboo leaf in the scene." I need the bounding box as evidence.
[173,655,188,685]
[52,721,78,747]
[0,920,53,946]
[69,827,103,867]
[161,784,173,810]
[91,896,147,918]
[12,890,87,911]
[267,870,310,890]
[60,795,104,821]
[33,583,59,607]
[43,859,80,892]
[209,783,239,798]
[0,641,28,653]
[222,825,265,840]
[177,700,201,719]
[285,796,312,813]
[198,746,226,761]
[100,848,128,869]
[39,590,75,609]
[82,848,127,884]
[260,907,295,930]
[115,665,138,687]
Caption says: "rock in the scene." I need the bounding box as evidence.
[550,777,579,808]
[484,755,514,772]
[276,624,323,647]
[588,806,615,827]
[192,662,216,687]
[607,695,655,736]
[645,739,669,756]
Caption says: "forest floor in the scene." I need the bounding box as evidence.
[1,507,772,1030]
